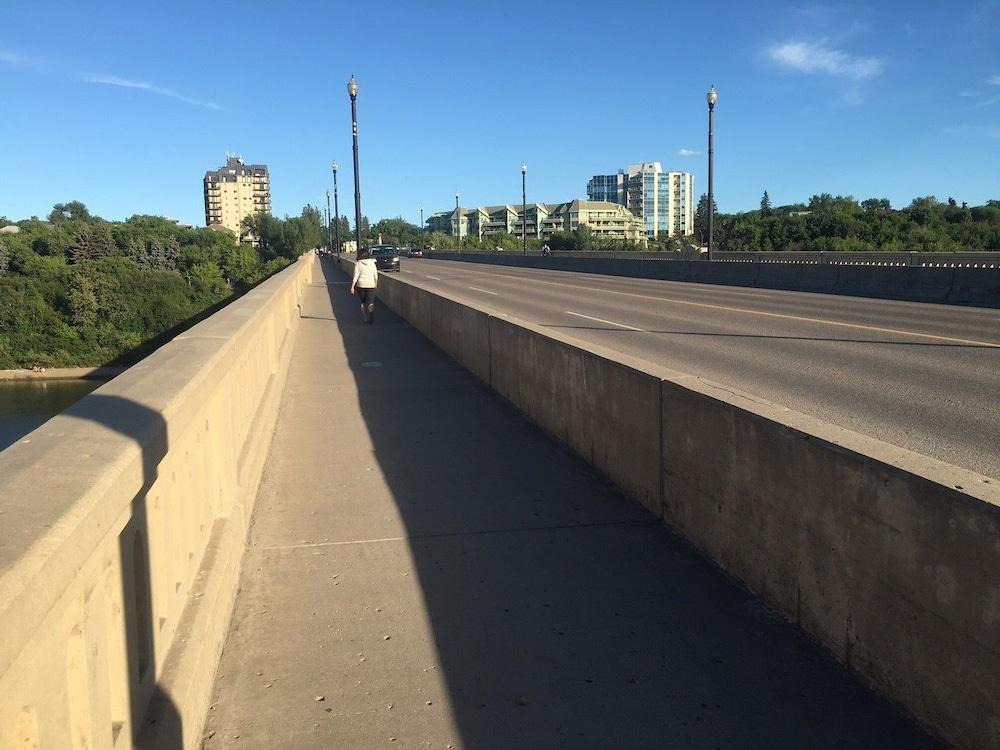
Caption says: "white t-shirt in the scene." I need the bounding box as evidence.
[352,258,379,288]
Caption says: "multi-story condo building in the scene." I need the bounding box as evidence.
[203,155,271,237]
[587,162,694,239]
[426,200,644,242]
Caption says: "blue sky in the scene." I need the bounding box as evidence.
[1,0,998,226]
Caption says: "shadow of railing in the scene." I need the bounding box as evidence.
[64,393,183,749]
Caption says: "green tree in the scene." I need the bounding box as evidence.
[760,190,772,217]
[694,193,718,245]
[573,224,594,252]
[861,198,892,214]
[67,274,99,327]
[48,201,93,223]
[221,244,263,285]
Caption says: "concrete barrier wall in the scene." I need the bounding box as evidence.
[0,253,315,750]
[425,253,1000,309]
[362,259,1000,749]
[489,317,664,514]
[948,268,1000,308]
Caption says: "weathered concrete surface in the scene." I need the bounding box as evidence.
[0,254,313,750]
[488,316,664,516]
[203,258,938,748]
[661,378,1000,749]
[377,275,491,383]
[365,259,1000,749]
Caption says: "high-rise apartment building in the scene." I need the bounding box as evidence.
[587,162,694,239]
[203,155,271,237]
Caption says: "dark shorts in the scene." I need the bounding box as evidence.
[357,287,376,306]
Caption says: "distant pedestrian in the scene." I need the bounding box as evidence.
[350,250,379,324]
[541,244,551,257]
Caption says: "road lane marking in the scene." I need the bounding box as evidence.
[469,286,499,296]
[425,275,442,280]
[565,310,644,331]
[481,274,1000,349]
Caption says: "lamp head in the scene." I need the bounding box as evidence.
[347,76,359,98]
[707,86,718,106]
[332,161,338,173]
[521,162,527,174]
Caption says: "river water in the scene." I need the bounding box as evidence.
[0,380,103,452]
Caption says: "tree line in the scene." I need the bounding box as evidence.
[0,202,325,369]
[695,193,1000,253]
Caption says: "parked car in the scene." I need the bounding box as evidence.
[408,248,424,258]
[370,245,401,272]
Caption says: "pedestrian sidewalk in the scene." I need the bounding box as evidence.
[201,258,938,749]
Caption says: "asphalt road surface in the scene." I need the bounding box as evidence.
[396,258,1000,480]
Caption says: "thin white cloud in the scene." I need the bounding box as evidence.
[0,49,50,72]
[82,74,222,110]
[1,48,221,110]
[989,74,1000,86]
[677,148,701,157]
[768,40,884,79]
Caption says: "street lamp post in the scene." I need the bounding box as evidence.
[706,85,717,261]
[521,162,527,255]
[348,76,362,255]
[455,192,460,247]
[420,207,424,246]
[332,162,340,256]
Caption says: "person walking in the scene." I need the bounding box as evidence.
[350,250,379,324]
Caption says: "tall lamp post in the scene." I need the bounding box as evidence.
[331,162,341,256]
[420,207,424,246]
[455,192,461,247]
[521,162,527,255]
[348,76,362,255]
[706,85,717,261]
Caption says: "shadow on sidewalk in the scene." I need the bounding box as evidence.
[321,256,939,749]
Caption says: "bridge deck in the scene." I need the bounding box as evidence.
[202,260,939,748]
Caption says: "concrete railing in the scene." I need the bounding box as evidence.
[344,256,1000,749]
[424,252,1000,309]
[431,248,1000,268]
[0,253,316,749]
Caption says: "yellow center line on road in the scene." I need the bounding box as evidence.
[457,268,1000,349]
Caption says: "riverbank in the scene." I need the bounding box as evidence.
[0,366,125,382]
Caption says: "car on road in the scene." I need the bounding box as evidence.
[408,248,423,258]
[370,245,401,272]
